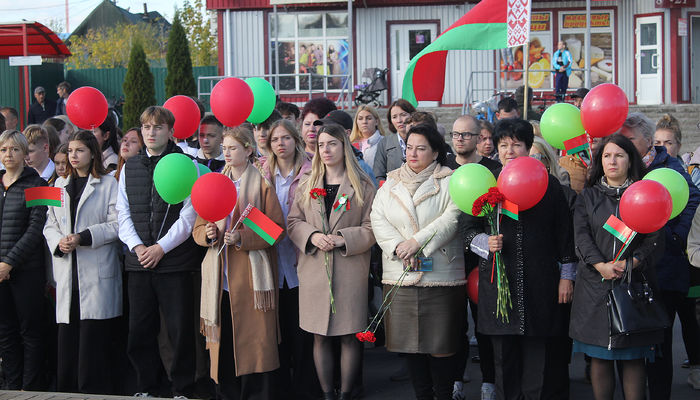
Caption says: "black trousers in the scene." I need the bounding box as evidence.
[492,335,546,400]
[677,296,700,365]
[127,271,196,397]
[647,290,686,400]
[275,284,320,400]
[218,290,274,400]
[57,291,115,394]
[470,299,496,384]
[0,266,46,391]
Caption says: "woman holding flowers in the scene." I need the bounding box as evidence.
[458,118,576,400]
[570,134,663,400]
[370,123,465,400]
[287,123,376,400]
[192,126,285,400]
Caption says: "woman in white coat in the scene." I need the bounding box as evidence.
[44,130,122,394]
[370,123,465,400]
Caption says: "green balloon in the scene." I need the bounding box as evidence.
[643,168,689,219]
[540,103,586,150]
[154,153,199,204]
[449,163,497,216]
[197,163,212,176]
[246,77,277,124]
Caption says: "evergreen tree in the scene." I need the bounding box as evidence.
[165,12,197,99]
[123,40,157,130]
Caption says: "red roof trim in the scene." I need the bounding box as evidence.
[207,0,471,11]
[0,22,71,58]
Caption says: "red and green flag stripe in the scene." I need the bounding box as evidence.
[25,187,63,208]
[501,199,518,221]
[239,204,283,246]
[402,0,531,105]
[603,215,634,243]
[564,134,590,156]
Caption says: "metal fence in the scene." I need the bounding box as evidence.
[198,72,353,110]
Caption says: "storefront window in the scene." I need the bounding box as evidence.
[559,10,615,89]
[270,12,350,93]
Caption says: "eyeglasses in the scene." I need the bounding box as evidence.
[451,131,480,140]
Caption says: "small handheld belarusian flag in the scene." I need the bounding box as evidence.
[500,199,518,221]
[236,203,283,246]
[603,215,638,261]
[564,134,590,156]
[25,187,63,208]
[603,215,634,243]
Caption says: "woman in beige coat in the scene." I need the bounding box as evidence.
[287,124,376,400]
[193,127,285,400]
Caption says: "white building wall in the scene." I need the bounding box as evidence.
[355,2,493,106]
[225,10,266,77]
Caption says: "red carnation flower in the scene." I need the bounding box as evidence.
[310,188,328,199]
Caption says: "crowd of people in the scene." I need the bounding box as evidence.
[0,85,699,400]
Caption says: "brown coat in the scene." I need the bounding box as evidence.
[193,180,285,379]
[287,173,377,336]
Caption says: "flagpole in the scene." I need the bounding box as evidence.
[523,41,529,118]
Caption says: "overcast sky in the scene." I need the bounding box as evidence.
[0,0,186,33]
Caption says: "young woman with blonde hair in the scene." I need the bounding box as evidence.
[287,124,377,400]
[193,126,285,400]
[349,105,386,168]
[262,119,317,398]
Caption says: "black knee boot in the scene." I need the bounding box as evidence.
[405,354,434,400]
[429,353,461,400]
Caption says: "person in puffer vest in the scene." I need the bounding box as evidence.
[116,106,199,398]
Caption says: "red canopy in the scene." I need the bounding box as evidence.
[0,22,70,131]
[0,21,71,58]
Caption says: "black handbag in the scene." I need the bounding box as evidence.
[606,258,671,337]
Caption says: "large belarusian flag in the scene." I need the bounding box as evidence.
[402,0,531,106]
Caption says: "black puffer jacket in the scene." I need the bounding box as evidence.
[569,180,665,349]
[0,167,48,271]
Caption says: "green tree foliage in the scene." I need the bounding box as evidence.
[67,22,167,69]
[180,0,218,67]
[123,40,157,129]
[165,12,197,98]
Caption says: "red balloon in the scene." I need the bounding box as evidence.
[210,78,254,127]
[620,180,672,234]
[66,87,108,129]
[467,267,479,304]
[497,157,549,211]
[580,83,629,138]
[164,96,201,139]
[191,173,238,222]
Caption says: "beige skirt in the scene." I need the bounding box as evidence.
[383,285,466,354]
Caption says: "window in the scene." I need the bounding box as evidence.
[269,12,350,92]
[558,10,615,89]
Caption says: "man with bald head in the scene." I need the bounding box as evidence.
[446,114,500,400]
[445,115,501,171]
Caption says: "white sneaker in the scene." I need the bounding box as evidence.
[689,367,700,390]
[173,397,188,399]
[134,393,153,398]
[481,383,496,400]
[452,381,466,400]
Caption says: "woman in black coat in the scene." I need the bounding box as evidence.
[0,130,49,390]
[570,134,664,400]
[459,119,577,400]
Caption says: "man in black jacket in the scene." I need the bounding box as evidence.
[27,87,56,125]
[116,106,199,398]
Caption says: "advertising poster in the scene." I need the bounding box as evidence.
[559,12,615,89]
